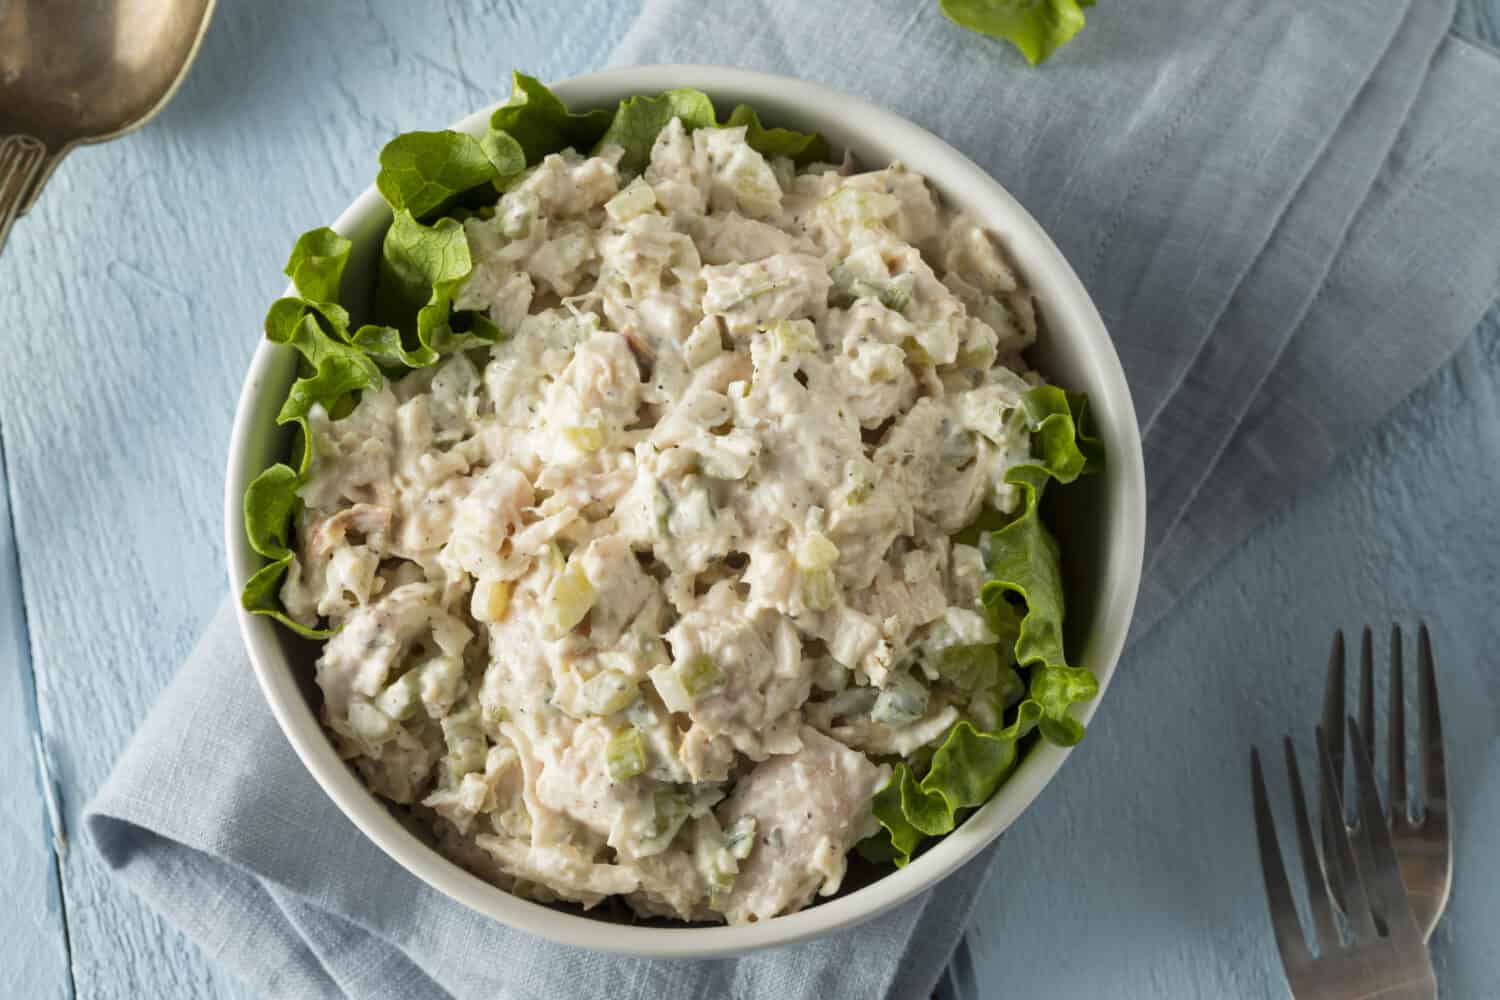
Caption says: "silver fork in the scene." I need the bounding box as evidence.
[1322,626,1452,940]
[1251,721,1437,998]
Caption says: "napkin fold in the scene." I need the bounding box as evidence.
[86,2,1500,998]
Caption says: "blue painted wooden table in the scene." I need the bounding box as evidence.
[2,3,1497,997]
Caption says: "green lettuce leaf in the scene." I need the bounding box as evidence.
[723,104,831,165]
[241,227,389,637]
[284,227,352,303]
[869,385,1101,865]
[240,464,332,639]
[243,462,300,560]
[367,209,501,365]
[264,299,382,437]
[377,129,517,220]
[480,129,527,189]
[597,88,719,175]
[871,703,1042,865]
[490,71,613,165]
[490,74,832,180]
[940,0,1092,65]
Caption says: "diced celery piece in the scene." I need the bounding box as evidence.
[767,318,818,355]
[879,274,914,313]
[347,701,397,745]
[606,177,658,222]
[871,670,929,725]
[724,816,757,860]
[472,578,512,624]
[901,336,933,366]
[828,265,856,306]
[696,820,741,910]
[483,702,509,726]
[801,568,837,611]
[682,317,724,369]
[418,656,464,713]
[698,433,758,481]
[606,728,648,782]
[795,531,840,571]
[375,671,421,721]
[647,479,673,539]
[542,562,595,639]
[583,669,639,716]
[706,850,736,893]
[650,788,692,842]
[443,717,488,776]
[679,655,726,700]
[724,147,782,214]
[562,416,606,453]
[648,663,692,713]
[910,318,959,366]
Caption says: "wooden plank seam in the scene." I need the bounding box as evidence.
[0,421,76,997]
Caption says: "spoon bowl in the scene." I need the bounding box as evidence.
[0,0,215,250]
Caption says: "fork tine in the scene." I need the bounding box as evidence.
[1347,718,1426,942]
[1359,627,1375,776]
[1284,738,1338,952]
[1317,726,1377,940]
[1252,748,1311,967]
[1389,626,1408,825]
[1321,631,1346,784]
[1320,632,1349,911]
[1417,624,1448,833]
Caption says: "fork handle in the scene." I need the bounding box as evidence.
[0,133,61,256]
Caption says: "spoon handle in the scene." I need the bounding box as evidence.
[0,133,55,256]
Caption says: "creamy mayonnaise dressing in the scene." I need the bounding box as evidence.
[282,117,1042,922]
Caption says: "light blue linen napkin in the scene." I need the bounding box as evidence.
[85,2,1500,998]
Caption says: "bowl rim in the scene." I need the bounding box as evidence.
[224,63,1146,958]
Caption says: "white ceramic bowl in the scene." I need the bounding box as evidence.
[225,64,1145,958]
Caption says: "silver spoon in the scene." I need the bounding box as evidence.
[0,0,215,253]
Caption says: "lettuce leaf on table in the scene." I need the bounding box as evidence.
[941,0,1095,65]
[869,385,1101,866]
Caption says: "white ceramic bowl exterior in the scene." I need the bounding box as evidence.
[224,65,1146,958]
